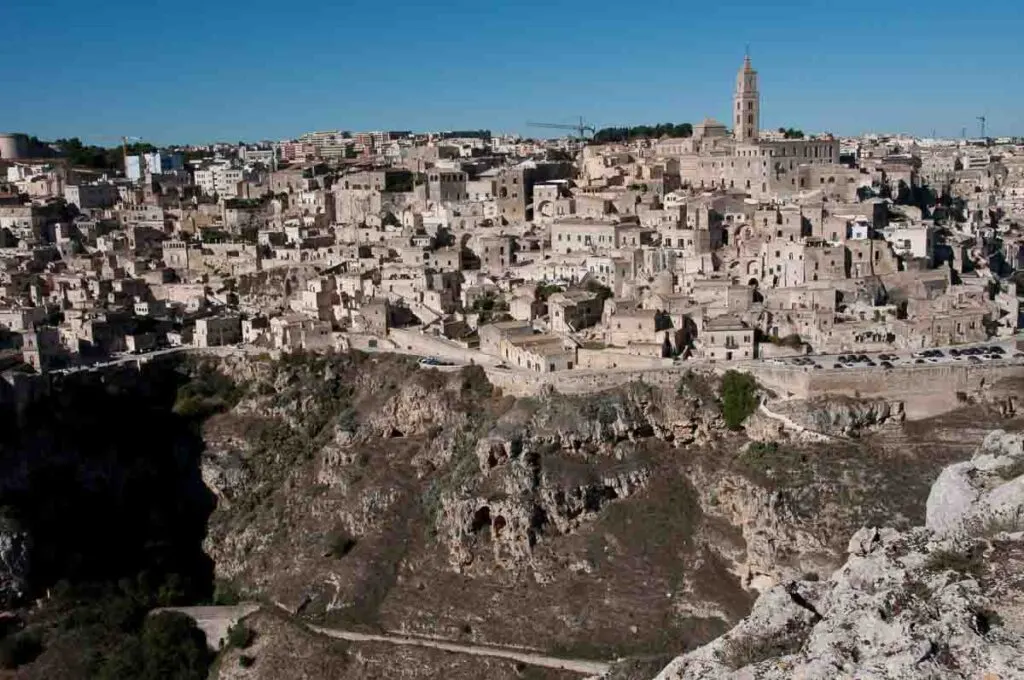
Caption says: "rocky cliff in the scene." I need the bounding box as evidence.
[191,351,997,673]
[768,396,906,439]
[650,430,1024,679]
[0,351,1013,679]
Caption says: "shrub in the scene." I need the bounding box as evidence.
[239,654,255,668]
[227,622,254,650]
[676,370,696,397]
[212,580,241,606]
[975,513,1024,537]
[0,630,43,669]
[924,546,985,578]
[997,458,1024,481]
[98,612,211,680]
[172,363,243,420]
[717,623,808,670]
[720,370,758,430]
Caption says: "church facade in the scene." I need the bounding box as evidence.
[656,56,843,199]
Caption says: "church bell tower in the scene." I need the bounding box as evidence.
[734,53,760,142]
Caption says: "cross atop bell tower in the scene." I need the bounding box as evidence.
[734,52,760,143]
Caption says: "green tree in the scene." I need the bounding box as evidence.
[98,612,211,680]
[720,370,758,430]
[226,622,254,649]
[0,630,43,669]
[593,122,692,143]
[534,283,563,303]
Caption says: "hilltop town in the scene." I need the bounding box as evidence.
[1,57,1023,401]
[5,54,1024,680]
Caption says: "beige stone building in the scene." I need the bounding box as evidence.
[499,333,576,372]
[548,290,603,333]
[658,56,841,200]
[697,314,756,361]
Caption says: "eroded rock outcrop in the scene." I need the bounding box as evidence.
[688,466,832,591]
[773,397,905,438]
[650,430,1024,679]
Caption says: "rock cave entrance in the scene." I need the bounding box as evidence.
[471,506,491,533]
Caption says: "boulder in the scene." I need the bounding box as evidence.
[649,431,1024,680]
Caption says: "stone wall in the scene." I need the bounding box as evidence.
[576,348,672,370]
[388,328,498,365]
[485,365,684,397]
[747,360,1024,419]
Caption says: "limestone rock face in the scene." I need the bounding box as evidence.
[435,431,654,573]
[775,397,905,438]
[688,466,832,590]
[927,429,1024,539]
[650,431,1024,680]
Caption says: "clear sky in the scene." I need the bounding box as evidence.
[4,0,1023,145]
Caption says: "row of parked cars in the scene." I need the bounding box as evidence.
[773,344,1021,370]
[834,354,891,369]
[417,356,455,367]
[949,346,1004,358]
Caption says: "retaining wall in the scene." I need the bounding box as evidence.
[388,328,498,365]
[747,361,1024,419]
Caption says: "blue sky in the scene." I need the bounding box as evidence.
[3,0,1023,145]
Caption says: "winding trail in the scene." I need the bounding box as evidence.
[163,604,610,676]
[758,399,833,442]
[306,624,611,675]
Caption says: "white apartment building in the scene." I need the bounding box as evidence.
[194,163,245,197]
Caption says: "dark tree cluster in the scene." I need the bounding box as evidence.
[0,362,218,677]
[593,123,693,143]
[52,138,157,170]
[439,130,492,140]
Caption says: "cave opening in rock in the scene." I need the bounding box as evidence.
[471,506,492,533]
[493,515,507,535]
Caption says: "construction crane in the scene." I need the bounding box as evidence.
[977,115,987,139]
[90,134,144,176]
[527,117,596,139]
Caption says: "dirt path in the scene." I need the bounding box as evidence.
[307,624,611,675]
[167,604,611,676]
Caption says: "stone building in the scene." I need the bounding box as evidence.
[194,315,241,347]
[697,314,756,361]
[660,56,840,199]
